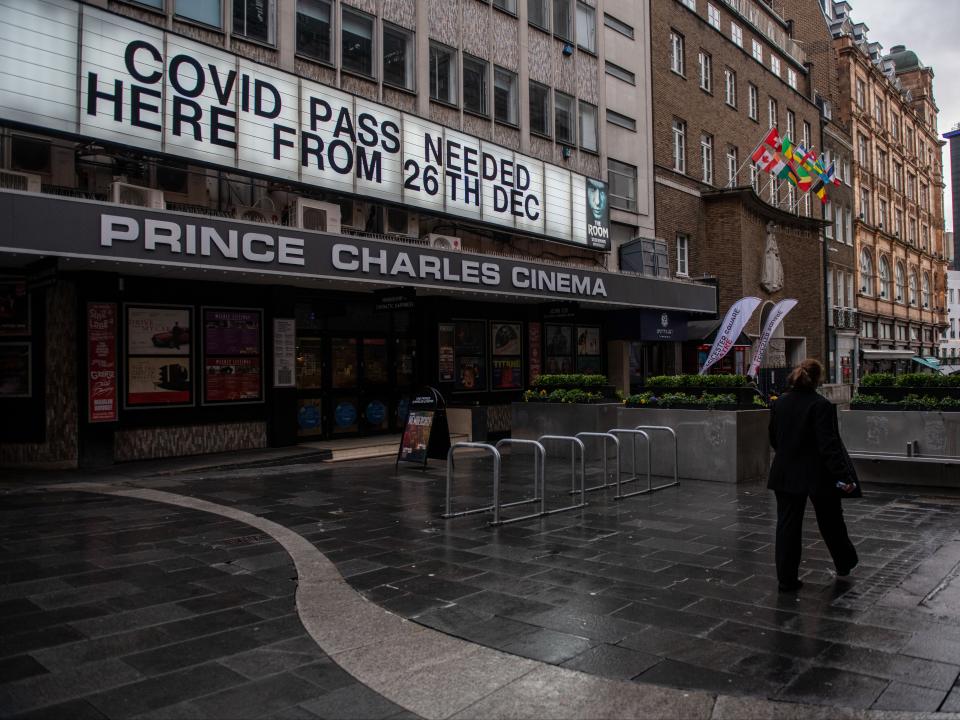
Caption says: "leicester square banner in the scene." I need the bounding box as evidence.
[699,297,762,375]
[747,298,798,378]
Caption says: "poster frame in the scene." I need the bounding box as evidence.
[490,320,523,392]
[86,301,118,423]
[123,302,194,410]
[200,305,265,406]
[0,276,30,336]
[0,341,31,398]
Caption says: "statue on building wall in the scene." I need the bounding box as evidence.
[761,221,784,293]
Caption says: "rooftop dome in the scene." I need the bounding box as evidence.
[885,44,923,72]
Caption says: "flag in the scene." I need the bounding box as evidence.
[811,178,828,205]
[699,297,763,375]
[747,299,798,378]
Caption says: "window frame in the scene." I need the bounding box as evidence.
[726,146,738,187]
[605,61,636,85]
[554,90,576,145]
[672,118,686,174]
[462,53,489,117]
[730,22,742,47]
[575,1,596,53]
[233,0,276,45]
[381,22,415,91]
[578,101,598,153]
[606,109,636,132]
[859,248,874,296]
[553,0,573,41]
[700,133,713,185]
[670,31,685,76]
[707,2,720,30]
[295,0,333,64]
[493,65,519,127]
[429,41,459,106]
[341,6,376,78]
[604,12,633,39]
[748,84,758,121]
[607,158,638,212]
[175,0,223,28]
[529,80,552,138]
[676,233,689,276]
[529,0,550,31]
[724,68,736,107]
[698,51,712,93]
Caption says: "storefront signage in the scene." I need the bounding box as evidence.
[397,388,450,467]
[373,288,416,312]
[273,318,296,388]
[87,302,117,422]
[0,0,609,250]
[639,310,688,342]
[0,192,717,314]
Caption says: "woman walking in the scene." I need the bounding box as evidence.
[768,358,860,592]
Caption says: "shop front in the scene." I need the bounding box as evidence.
[0,191,717,466]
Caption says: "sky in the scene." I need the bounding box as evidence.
[846,0,960,233]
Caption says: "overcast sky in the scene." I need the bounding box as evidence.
[846,0,960,233]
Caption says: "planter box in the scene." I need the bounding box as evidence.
[643,386,758,406]
[511,402,622,442]
[616,407,770,484]
[531,384,619,399]
[839,409,960,488]
[859,386,960,402]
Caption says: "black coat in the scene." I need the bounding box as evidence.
[768,388,862,498]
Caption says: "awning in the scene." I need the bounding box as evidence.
[861,349,916,360]
[912,356,945,373]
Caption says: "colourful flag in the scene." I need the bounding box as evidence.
[811,178,828,205]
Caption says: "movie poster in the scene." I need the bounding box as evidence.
[87,302,117,422]
[0,342,30,397]
[438,324,455,382]
[204,310,260,355]
[528,322,542,384]
[492,358,521,389]
[128,307,191,355]
[456,356,484,391]
[0,279,29,336]
[204,357,262,402]
[577,326,600,356]
[127,356,191,405]
[202,308,263,404]
[545,325,572,356]
[399,410,435,463]
[491,323,521,355]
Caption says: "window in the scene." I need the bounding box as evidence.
[554,0,572,40]
[730,22,742,47]
[922,272,931,308]
[896,262,905,302]
[296,0,331,62]
[752,39,762,63]
[604,13,633,38]
[893,161,903,191]
[494,67,519,125]
[555,91,575,144]
[748,84,758,120]
[606,109,636,132]
[750,163,759,191]
[724,68,736,107]
[462,55,488,115]
[835,205,843,243]
[922,224,929,251]
[529,0,549,29]
[493,0,517,12]
[786,110,795,139]
[672,119,686,173]
[529,81,551,136]
[859,249,875,295]
[676,234,689,275]
[429,43,457,105]
[579,101,598,152]
[770,55,781,77]
[342,8,374,77]
[857,134,868,166]
[894,209,903,237]
[768,98,777,128]
[233,0,275,43]
[845,208,852,243]
[802,121,810,148]
[824,201,833,238]
[576,2,596,52]
[878,256,891,299]
[679,0,695,9]
[787,68,797,89]
[880,323,893,340]
[859,187,870,224]
[698,51,712,92]
[874,96,884,126]
[700,133,713,185]
[605,62,635,85]
[827,268,834,308]
[855,78,865,108]
[608,159,637,211]
[908,217,916,246]
[786,183,796,210]
[707,2,720,29]
[726,146,738,187]
[877,149,887,181]
[769,177,779,205]
[843,160,851,186]
[670,32,685,75]
[382,24,414,90]
[890,114,899,140]
[176,0,221,27]
[909,269,918,306]
[878,197,887,230]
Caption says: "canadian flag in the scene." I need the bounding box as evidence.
[751,145,778,172]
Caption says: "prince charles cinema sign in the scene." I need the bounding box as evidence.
[0,0,610,250]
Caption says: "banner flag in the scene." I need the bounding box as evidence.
[699,297,763,375]
[747,298,798,378]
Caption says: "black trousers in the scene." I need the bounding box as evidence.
[774,490,858,584]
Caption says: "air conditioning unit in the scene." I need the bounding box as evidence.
[291,198,341,233]
[111,182,165,209]
[426,233,462,251]
[231,205,275,224]
[0,170,42,193]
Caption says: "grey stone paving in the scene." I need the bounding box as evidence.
[2,451,960,716]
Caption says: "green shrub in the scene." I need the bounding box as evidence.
[644,374,748,390]
[938,396,960,409]
[895,373,944,388]
[531,374,607,389]
[900,394,940,411]
[859,373,897,387]
[850,393,887,406]
[752,394,768,408]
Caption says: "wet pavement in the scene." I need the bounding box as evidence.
[2,451,960,717]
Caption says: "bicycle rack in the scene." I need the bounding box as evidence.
[491,439,546,525]
[443,442,501,519]
[633,425,680,492]
[537,435,587,515]
[607,428,652,499]
[574,432,621,493]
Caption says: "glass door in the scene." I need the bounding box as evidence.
[394,337,416,430]
[360,337,390,433]
[330,337,360,435]
[295,337,324,438]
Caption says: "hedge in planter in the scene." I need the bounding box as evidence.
[850,393,960,411]
[858,373,960,403]
[522,388,608,404]
[527,374,619,401]
[642,374,758,406]
[624,391,738,409]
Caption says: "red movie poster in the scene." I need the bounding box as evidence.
[528,322,542,384]
[87,303,117,422]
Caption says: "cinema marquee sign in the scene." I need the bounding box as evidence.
[0,0,611,250]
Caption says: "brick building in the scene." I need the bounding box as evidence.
[650,0,830,380]
[828,3,947,372]
[0,0,718,467]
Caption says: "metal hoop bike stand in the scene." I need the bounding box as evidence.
[443,442,501,519]
[607,428,652,499]
[537,435,588,515]
[633,425,680,492]
[573,432,621,493]
[490,439,546,525]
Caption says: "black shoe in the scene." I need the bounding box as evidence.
[778,580,803,592]
[836,559,858,577]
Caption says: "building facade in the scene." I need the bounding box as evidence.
[829,3,947,374]
[941,266,960,373]
[0,0,717,467]
[650,0,829,385]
